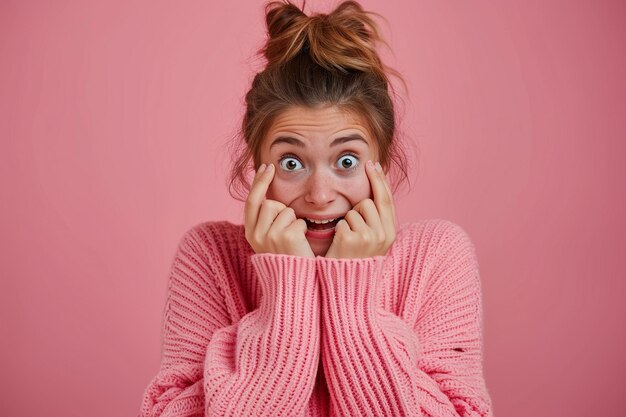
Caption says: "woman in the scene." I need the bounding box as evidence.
[139,1,494,416]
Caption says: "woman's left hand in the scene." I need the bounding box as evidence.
[325,160,397,259]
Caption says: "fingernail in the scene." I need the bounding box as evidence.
[267,163,274,171]
[375,162,382,172]
[258,163,267,173]
[367,160,374,168]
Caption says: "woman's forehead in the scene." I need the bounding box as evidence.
[266,105,375,145]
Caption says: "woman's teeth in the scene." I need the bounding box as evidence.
[303,216,345,231]
[306,217,338,224]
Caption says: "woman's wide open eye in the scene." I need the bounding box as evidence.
[337,154,359,170]
[278,155,304,172]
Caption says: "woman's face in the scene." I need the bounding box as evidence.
[259,105,380,256]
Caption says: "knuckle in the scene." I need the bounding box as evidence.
[253,231,264,244]
[266,231,279,245]
[260,201,275,215]
[269,200,285,211]
[284,232,298,245]
[340,232,353,242]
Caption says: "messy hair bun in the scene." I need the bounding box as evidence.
[228,0,410,201]
[264,1,388,79]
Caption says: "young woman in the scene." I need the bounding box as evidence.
[139,1,494,416]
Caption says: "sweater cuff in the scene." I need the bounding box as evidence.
[251,253,318,314]
[251,253,317,280]
[316,256,386,316]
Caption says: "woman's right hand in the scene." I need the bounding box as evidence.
[244,163,314,258]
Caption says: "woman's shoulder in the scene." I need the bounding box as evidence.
[394,218,477,259]
[390,219,480,294]
[186,219,245,239]
[175,220,252,263]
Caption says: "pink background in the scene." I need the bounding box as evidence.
[2,1,625,416]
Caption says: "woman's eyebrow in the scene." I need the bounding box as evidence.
[330,134,368,147]
[269,134,368,149]
[270,136,305,149]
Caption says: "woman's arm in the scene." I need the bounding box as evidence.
[204,253,320,416]
[139,225,321,417]
[316,222,493,417]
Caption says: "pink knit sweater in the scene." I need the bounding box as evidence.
[138,219,493,417]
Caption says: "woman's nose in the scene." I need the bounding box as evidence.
[304,170,337,207]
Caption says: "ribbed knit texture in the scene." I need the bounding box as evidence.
[138,219,494,417]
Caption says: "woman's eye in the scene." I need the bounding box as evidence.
[337,154,358,170]
[278,157,303,171]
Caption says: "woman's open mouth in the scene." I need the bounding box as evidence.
[304,216,344,231]
[303,216,345,239]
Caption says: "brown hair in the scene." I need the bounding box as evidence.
[227,0,411,201]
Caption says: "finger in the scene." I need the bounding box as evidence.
[344,208,368,232]
[353,199,384,235]
[366,160,396,231]
[244,163,275,230]
[244,163,267,225]
[334,218,351,238]
[256,199,287,237]
[267,206,296,235]
[374,161,397,234]
[378,165,397,225]
[284,217,309,243]
[285,217,308,235]
[328,217,354,258]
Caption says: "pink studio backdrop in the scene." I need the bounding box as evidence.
[1,1,625,416]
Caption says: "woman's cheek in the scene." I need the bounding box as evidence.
[266,176,299,204]
[343,171,372,206]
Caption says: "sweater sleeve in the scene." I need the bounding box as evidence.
[139,225,321,417]
[316,223,493,417]
[204,253,321,416]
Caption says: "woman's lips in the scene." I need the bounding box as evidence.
[303,216,343,239]
[305,228,336,239]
